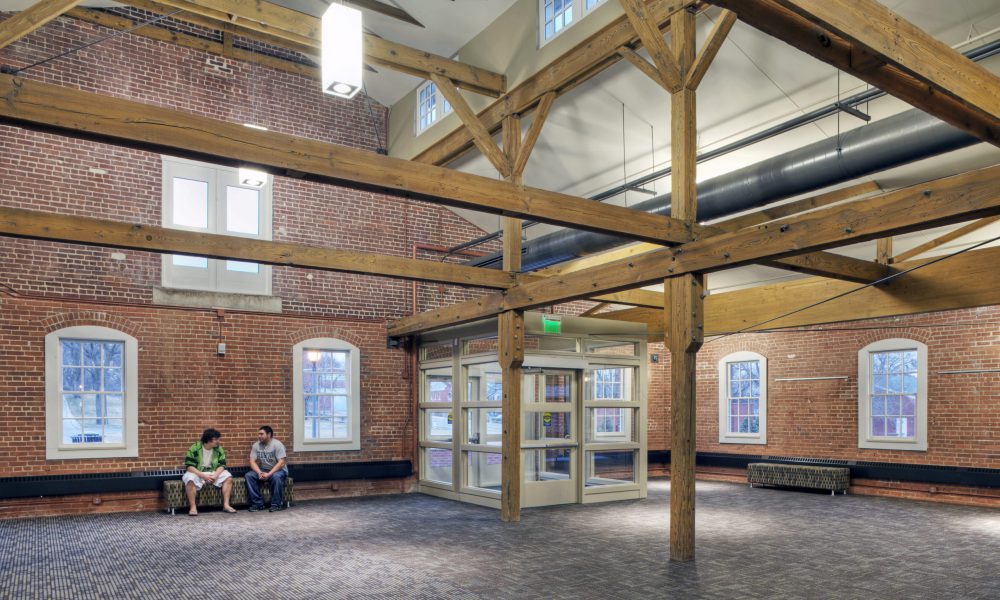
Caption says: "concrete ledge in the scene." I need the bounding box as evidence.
[152,287,283,313]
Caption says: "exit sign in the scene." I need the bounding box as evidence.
[541,315,562,334]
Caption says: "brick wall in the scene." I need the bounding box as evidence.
[647,305,1000,471]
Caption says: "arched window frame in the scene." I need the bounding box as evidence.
[857,338,928,451]
[292,337,362,452]
[717,351,767,445]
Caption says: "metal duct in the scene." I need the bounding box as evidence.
[469,107,979,271]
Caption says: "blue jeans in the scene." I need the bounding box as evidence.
[245,470,287,508]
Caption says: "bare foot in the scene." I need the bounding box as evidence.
[188,509,198,516]
[223,506,237,513]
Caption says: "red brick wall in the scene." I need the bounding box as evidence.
[648,306,1000,469]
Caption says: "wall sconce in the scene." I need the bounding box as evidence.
[321,3,363,99]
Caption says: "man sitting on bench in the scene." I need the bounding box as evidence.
[245,425,288,512]
[183,428,236,516]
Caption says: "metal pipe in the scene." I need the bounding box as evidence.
[463,38,1000,269]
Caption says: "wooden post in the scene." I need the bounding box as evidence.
[876,238,892,265]
[668,5,702,562]
[499,309,524,522]
[500,104,524,522]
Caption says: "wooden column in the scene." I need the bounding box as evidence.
[500,105,524,522]
[667,6,702,562]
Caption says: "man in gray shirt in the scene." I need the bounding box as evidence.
[245,425,288,512]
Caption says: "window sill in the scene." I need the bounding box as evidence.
[153,287,282,313]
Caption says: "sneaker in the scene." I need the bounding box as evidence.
[268,505,285,512]
[248,505,265,512]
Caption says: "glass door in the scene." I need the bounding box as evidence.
[522,369,579,507]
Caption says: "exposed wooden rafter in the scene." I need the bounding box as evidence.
[431,74,511,177]
[0,0,84,51]
[0,74,688,244]
[123,0,506,96]
[707,0,1000,146]
[710,181,882,233]
[892,215,1000,264]
[684,9,736,90]
[413,0,701,166]
[512,91,556,178]
[0,207,518,289]
[388,164,1000,336]
[620,0,684,92]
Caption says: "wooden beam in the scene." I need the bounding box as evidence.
[498,310,524,523]
[132,0,505,96]
[0,75,690,244]
[593,245,1000,335]
[502,107,523,273]
[892,215,1000,264]
[0,0,84,51]
[710,181,881,233]
[762,253,888,284]
[387,164,1000,335]
[618,45,674,92]
[620,0,684,92]
[772,0,1000,126]
[512,91,556,178]
[0,207,517,289]
[67,7,319,81]
[707,0,999,146]
[414,0,701,166]
[684,9,736,90]
[876,238,892,266]
[431,74,510,178]
[581,302,611,316]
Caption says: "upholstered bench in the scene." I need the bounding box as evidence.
[747,463,849,495]
[163,477,294,514]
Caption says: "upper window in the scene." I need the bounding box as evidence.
[161,156,272,295]
[858,339,928,451]
[539,0,606,45]
[717,352,767,445]
[292,338,362,452]
[45,326,139,459]
[416,80,452,133]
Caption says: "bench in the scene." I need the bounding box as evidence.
[747,463,849,495]
[163,476,294,514]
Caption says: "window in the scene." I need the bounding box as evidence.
[292,338,361,451]
[718,352,767,445]
[858,339,928,451]
[416,80,452,133]
[539,0,606,45]
[45,326,139,459]
[161,156,272,295]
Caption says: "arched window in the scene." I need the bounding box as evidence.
[292,338,362,452]
[857,339,928,451]
[717,351,767,445]
[45,326,139,459]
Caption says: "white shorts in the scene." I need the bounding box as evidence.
[182,469,232,490]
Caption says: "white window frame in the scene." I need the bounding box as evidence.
[161,156,273,295]
[292,338,361,452]
[539,0,606,47]
[718,351,767,445]
[415,79,452,134]
[45,326,139,459]
[858,338,928,451]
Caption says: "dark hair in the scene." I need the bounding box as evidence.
[259,425,274,436]
[200,428,222,444]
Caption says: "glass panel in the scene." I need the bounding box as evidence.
[424,410,453,442]
[525,335,578,352]
[585,340,637,356]
[62,367,81,392]
[226,186,260,235]
[63,419,82,444]
[172,177,209,228]
[104,343,122,367]
[421,343,454,361]
[105,395,124,418]
[62,394,83,418]
[424,448,453,485]
[590,367,633,401]
[83,418,103,442]
[587,407,636,443]
[585,450,636,487]
[466,451,502,491]
[172,255,209,269]
[524,448,571,482]
[524,411,572,442]
[105,368,122,392]
[104,419,124,443]
[62,341,82,366]
[466,363,502,402]
[466,408,502,446]
[83,368,102,392]
[423,367,453,404]
[226,261,259,273]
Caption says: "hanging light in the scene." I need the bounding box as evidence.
[321,3,363,99]
[238,167,267,187]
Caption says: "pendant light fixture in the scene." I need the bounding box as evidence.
[321,2,363,99]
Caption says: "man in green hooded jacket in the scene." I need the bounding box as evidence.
[182,428,236,515]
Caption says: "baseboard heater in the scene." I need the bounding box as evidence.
[647,451,1000,489]
[0,460,412,500]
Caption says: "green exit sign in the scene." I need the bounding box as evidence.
[541,315,562,334]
